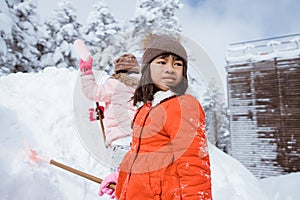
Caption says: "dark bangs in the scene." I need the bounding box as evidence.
[133,53,188,106]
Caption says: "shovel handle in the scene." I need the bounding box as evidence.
[50,159,116,190]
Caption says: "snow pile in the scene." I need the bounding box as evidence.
[209,144,269,200]
[0,67,299,199]
[0,68,111,200]
[260,172,300,200]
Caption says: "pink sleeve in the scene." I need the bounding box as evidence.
[81,74,114,102]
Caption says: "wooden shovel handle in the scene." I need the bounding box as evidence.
[50,159,116,190]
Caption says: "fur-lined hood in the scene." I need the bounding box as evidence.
[136,90,177,108]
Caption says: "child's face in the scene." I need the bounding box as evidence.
[150,54,183,91]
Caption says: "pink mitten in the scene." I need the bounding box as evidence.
[89,108,97,121]
[79,58,93,76]
[98,170,119,198]
[89,106,105,121]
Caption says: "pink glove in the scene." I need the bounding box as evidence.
[79,57,93,76]
[98,170,118,199]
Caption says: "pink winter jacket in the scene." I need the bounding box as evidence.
[81,73,139,145]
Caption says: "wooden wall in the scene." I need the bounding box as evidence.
[226,57,300,178]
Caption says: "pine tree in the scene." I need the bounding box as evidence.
[134,0,182,33]
[119,0,183,58]
[82,0,121,72]
[0,0,13,75]
[133,0,182,37]
[203,82,230,153]
[4,0,42,73]
[42,0,81,69]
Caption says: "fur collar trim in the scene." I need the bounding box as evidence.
[137,90,177,108]
[112,73,140,88]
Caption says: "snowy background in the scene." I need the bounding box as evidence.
[1,0,300,199]
[36,0,300,86]
[1,67,300,200]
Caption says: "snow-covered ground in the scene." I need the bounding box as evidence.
[0,67,299,200]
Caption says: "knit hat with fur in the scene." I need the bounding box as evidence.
[114,53,140,73]
[142,34,188,68]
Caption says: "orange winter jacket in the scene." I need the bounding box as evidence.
[115,92,212,200]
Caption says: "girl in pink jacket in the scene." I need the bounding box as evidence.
[79,53,140,149]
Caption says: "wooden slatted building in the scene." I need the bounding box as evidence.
[225,34,300,178]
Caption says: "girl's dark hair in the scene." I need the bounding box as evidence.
[115,70,139,75]
[133,53,188,106]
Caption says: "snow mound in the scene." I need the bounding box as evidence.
[209,144,269,199]
[0,68,111,200]
[260,172,300,200]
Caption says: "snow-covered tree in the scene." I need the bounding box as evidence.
[109,0,185,63]
[42,0,81,69]
[120,0,183,55]
[3,0,43,73]
[82,0,121,72]
[134,0,182,32]
[0,0,13,75]
[203,82,230,153]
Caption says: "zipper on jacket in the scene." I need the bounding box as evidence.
[129,105,152,173]
[129,96,176,172]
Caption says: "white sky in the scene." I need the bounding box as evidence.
[36,0,300,86]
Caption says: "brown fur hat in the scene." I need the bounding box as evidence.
[113,54,140,73]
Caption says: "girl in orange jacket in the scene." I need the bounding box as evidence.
[103,33,212,199]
